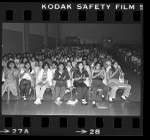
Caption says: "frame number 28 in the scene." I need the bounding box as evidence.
[89,129,101,135]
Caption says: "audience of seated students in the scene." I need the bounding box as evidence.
[116,46,141,75]
[2,45,133,105]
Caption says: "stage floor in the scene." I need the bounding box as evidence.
[2,99,140,116]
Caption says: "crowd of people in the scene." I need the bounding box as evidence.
[115,46,141,75]
[2,46,132,106]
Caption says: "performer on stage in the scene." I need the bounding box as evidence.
[73,62,89,105]
[53,63,70,106]
[34,61,53,105]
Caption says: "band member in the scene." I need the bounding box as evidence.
[107,62,131,102]
[53,63,70,106]
[73,62,89,105]
[34,61,53,105]
[2,61,19,101]
[91,62,109,106]
[19,61,34,100]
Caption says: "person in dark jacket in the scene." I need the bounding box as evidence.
[53,63,70,105]
[73,62,89,105]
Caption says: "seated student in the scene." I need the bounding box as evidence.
[34,60,43,78]
[82,59,92,83]
[14,54,20,69]
[73,62,89,105]
[91,62,109,106]
[2,57,8,83]
[19,61,35,100]
[2,61,19,101]
[53,63,70,106]
[107,62,131,102]
[22,57,28,64]
[91,57,98,69]
[66,60,75,89]
[30,56,36,70]
[34,61,53,105]
[51,61,58,75]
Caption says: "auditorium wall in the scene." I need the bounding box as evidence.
[2,29,23,56]
[58,24,141,44]
[2,29,56,55]
[2,23,57,55]
[48,37,57,49]
[28,33,44,52]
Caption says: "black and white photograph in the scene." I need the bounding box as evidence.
[2,23,142,116]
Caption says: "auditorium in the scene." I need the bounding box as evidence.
[2,23,142,116]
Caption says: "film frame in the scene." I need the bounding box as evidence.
[0,2,143,136]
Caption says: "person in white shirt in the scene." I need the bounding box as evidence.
[2,61,19,101]
[66,60,74,88]
[82,59,92,87]
[19,61,35,100]
[34,60,43,80]
[51,61,57,76]
[106,61,131,102]
[30,56,36,70]
[34,61,53,105]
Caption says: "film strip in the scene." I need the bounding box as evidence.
[0,2,143,136]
